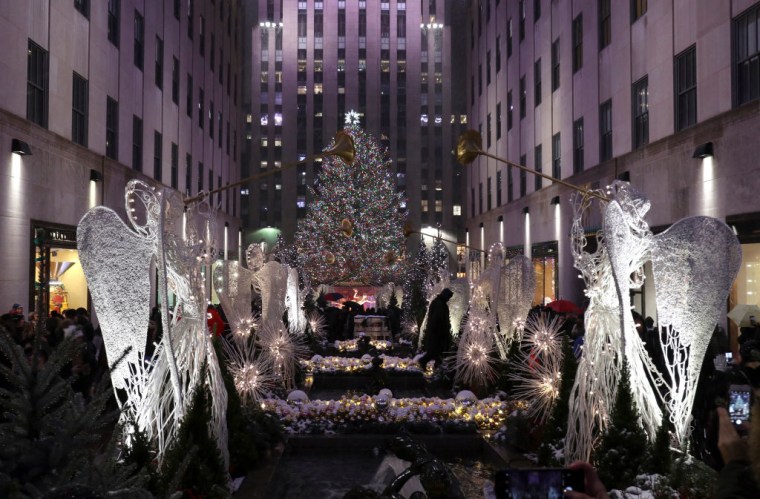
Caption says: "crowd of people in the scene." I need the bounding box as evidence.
[1,303,107,402]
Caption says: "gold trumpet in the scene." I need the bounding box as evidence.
[184,130,356,205]
[456,130,608,201]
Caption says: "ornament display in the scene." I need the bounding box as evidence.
[287,390,310,406]
[455,390,478,407]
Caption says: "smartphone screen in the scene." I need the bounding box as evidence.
[729,385,752,425]
[494,468,585,499]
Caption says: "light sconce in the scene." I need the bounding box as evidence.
[11,139,32,156]
[692,142,714,159]
[522,206,530,214]
[479,222,484,228]
[89,169,103,182]
[550,196,560,205]
[497,215,503,222]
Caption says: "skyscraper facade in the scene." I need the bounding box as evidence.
[0,0,245,314]
[468,0,760,318]
[244,0,468,274]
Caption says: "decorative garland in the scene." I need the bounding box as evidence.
[301,355,423,374]
[261,395,511,434]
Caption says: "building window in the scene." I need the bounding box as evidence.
[171,57,179,104]
[72,72,88,146]
[186,74,193,117]
[552,39,560,91]
[134,11,144,70]
[496,170,502,206]
[573,14,583,73]
[486,51,491,85]
[519,155,527,198]
[599,100,612,162]
[132,115,143,171]
[198,87,204,128]
[573,118,584,174]
[155,36,163,88]
[507,90,513,129]
[106,97,118,160]
[496,35,501,73]
[173,0,180,20]
[453,204,461,216]
[487,113,492,148]
[632,0,647,22]
[735,6,760,106]
[507,18,513,57]
[209,101,214,139]
[108,0,119,46]
[534,0,541,22]
[496,102,502,139]
[470,187,475,216]
[599,0,611,49]
[199,15,205,56]
[519,0,526,41]
[507,166,514,202]
[534,59,542,106]
[185,153,192,194]
[519,76,526,118]
[632,76,649,149]
[153,131,162,181]
[74,0,89,18]
[487,176,492,210]
[26,40,48,128]
[552,133,561,180]
[534,144,542,191]
[675,45,697,130]
[198,162,204,191]
[171,143,178,188]
[187,0,194,39]
[478,183,483,214]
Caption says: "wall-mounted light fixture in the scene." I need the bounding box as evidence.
[89,169,103,182]
[692,142,714,159]
[11,139,32,156]
[522,206,530,214]
[550,196,560,205]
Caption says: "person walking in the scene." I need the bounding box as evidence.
[418,288,454,370]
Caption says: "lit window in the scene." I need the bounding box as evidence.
[274,137,282,147]
[260,114,268,126]
[241,188,249,195]
[297,196,306,208]
[435,200,442,212]
[453,205,462,216]
[260,161,268,168]
[246,113,252,123]
[420,114,428,124]
[421,200,429,212]
[460,115,468,124]
[274,113,282,126]
[275,183,282,190]
[261,138,268,147]
[314,83,323,94]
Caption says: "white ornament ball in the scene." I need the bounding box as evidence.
[310,354,324,363]
[378,388,394,399]
[287,390,309,406]
[455,390,478,407]
[361,354,373,363]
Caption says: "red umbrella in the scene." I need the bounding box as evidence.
[546,299,584,315]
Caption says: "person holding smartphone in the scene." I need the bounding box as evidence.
[714,399,760,499]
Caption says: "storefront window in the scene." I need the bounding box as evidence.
[532,242,558,305]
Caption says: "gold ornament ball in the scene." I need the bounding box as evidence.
[323,251,336,264]
[341,218,354,237]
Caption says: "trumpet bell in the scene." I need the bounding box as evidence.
[456,130,483,165]
[322,130,356,165]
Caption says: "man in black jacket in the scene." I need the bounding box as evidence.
[418,288,454,370]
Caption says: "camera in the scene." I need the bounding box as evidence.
[494,468,585,499]
[729,384,752,426]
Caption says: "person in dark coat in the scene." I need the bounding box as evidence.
[418,288,454,370]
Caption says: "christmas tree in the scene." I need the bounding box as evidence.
[594,359,650,490]
[294,125,407,286]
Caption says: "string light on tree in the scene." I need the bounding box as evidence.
[294,125,407,285]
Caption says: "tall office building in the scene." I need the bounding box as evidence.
[243,0,468,274]
[467,0,760,321]
[0,0,245,314]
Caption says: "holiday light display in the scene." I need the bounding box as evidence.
[294,125,407,285]
[261,395,511,433]
[508,313,565,423]
[565,182,742,462]
[453,308,500,388]
[301,354,423,374]
[498,254,536,351]
[222,336,275,405]
[78,180,229,470]
[333,338,392,352]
